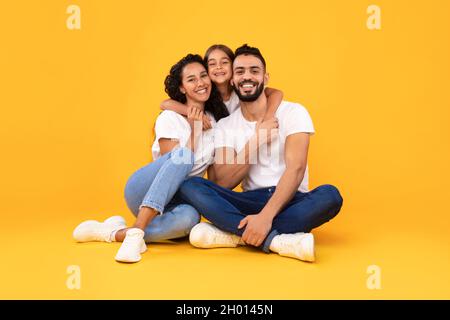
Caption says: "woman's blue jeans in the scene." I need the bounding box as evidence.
[123,147,200,243]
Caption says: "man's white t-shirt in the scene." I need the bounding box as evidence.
[223,91,240,114]
[151,110,216,177]
[214,101,315,192]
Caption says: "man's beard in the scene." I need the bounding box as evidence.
[233,80,265,102]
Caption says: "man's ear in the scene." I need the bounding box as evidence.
[230,79,235,87]
[264,72,270,86]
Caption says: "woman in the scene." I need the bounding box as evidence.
[73,54,229,263]
[160,44,283,128]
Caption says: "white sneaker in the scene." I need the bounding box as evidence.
[103,215,126,226]
[189,222,244,248]
[73,215,127,243]
[115,228,147,263]
[270,232,315,262]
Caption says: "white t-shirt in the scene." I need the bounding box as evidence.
[214,101,315,192]
[151,110,216,177]
[223,91,240,114]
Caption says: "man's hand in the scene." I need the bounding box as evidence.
[238,213,273,247]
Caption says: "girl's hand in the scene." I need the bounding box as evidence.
[255,117,279,145]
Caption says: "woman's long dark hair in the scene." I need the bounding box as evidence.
[164,54,229,122]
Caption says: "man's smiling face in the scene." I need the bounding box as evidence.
[231,54,268,102]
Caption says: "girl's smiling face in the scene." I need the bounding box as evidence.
[206,49,233,85]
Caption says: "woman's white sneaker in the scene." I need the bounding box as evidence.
[114,228,147,263]
[103,216,126,226]
[189,222,244,248]
[73,216,127,243]
[269,232,315,262]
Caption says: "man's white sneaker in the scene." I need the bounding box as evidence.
[115,228,147,263]
[73,215,127,243]
[189,222,244,248]
[269,232,315,262]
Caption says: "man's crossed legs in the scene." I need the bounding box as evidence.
[177,177,343,262]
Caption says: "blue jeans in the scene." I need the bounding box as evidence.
[124,147,200,243]
[177,177,343,252]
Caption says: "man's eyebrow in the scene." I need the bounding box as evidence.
[234,66,261,70]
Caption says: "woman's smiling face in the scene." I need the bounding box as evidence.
[206,49,233,85]
[180,62,212,104]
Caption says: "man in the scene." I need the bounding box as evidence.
[177,44,343,262]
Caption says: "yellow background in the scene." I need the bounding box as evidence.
[0,0,449,299]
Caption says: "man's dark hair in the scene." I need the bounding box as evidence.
[234,44,266,70]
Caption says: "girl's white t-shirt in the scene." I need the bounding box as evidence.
[223,91,240,114]
[151,110,216,177]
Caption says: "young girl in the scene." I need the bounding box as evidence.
[160,44,283,128]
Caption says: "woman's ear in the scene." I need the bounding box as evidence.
[179,86,186,94]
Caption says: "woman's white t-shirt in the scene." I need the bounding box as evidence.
[223,91,240,114]
[151,110,216,177]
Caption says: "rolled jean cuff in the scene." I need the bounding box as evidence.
[139,201,164,215]
[262,229,279,253]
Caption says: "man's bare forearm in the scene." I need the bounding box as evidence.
[214,135,260,188]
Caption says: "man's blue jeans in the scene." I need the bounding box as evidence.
[177,177,343,252]
[123,147,200,243]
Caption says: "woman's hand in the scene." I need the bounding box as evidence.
[202,113,212,130]
[186,106,204,153]
[187,106,204,135]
